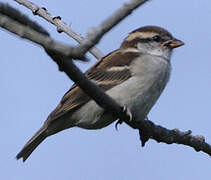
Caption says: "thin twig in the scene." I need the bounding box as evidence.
[0,13,86,60]
[14,0,104,59]
[72,0,150,58]
[134,120,211,156]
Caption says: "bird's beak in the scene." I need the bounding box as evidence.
[163,39,184,49]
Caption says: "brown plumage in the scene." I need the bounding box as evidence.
[16,25,184,162]
[16,50,139,161]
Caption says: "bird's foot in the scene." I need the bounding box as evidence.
[115,105,132,130]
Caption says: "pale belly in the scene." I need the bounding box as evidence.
[72,57,170,129]
[73,75,169,129]
[72,77,145,129]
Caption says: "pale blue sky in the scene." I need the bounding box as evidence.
[1,0,211,179]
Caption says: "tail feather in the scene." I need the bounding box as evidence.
[16,127,47,162]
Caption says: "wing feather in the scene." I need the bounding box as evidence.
[47,50,140,122]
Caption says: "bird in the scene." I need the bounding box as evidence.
[16,25,184,162]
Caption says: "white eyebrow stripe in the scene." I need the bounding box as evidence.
[125,32,158,41]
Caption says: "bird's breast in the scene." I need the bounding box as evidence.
[73,55,171,129]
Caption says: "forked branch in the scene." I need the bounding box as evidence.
[1,2,210,157]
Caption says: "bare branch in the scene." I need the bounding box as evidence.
[0,13,86,60]
[14,0,104,59]
[123,119,211,156]
[13,0,150,60]
[2,2,211,157]
[72,0,150,58]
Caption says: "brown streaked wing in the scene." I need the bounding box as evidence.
[47,49,140,122]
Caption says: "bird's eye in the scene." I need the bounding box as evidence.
[152,35,161,42]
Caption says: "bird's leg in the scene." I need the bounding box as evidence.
[115,105,132,130]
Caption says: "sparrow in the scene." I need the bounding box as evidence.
[16,25,184,162]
